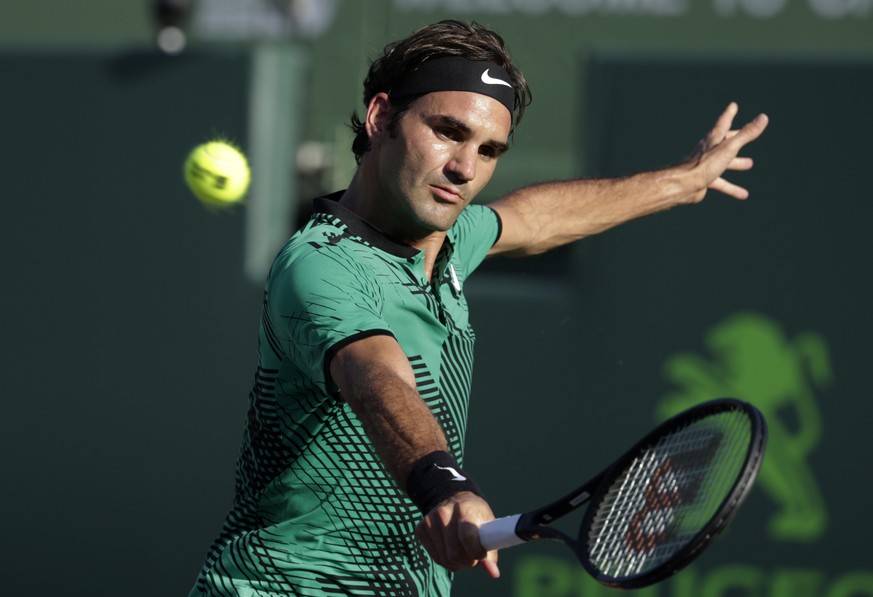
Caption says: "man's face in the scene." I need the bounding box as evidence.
[372,90,511,243]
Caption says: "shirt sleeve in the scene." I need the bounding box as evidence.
[265,248,394,394]
[450,204,501,276]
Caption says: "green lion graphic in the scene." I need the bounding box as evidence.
[658,312,830,542]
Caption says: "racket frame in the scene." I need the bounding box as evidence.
[483,398,767,589]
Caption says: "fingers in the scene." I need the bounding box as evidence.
[709,176,749,200]
[729,156,754,171]
[416,513,478,572]
[480,550,501,579]
[690,104,768,200]
[416,513,448,566]
[730,112,769,148]
[415,493,500,577]
[708,105,767,151]
[708,101,739,145]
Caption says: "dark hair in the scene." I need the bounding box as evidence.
[349,20,532,164]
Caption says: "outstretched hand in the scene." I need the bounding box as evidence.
[686,102,769,203]
[415,492,500,579]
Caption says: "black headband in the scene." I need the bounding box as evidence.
[389,57,516,116]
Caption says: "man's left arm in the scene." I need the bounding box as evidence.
[488,103,769,257]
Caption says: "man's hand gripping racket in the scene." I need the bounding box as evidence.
[479,398,767,589]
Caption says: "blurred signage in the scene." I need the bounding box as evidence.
[393,0,873,19]
[193,0,339,40]
[514,558,873,596]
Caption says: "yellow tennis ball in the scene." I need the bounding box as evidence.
[184,141,251,206]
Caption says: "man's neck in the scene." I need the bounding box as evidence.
[340,172,447,282]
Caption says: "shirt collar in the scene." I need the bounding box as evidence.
[313,192,457,262]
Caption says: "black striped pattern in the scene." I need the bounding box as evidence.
[190,203,492,597]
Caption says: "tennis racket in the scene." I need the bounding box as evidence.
[479,398,767,589]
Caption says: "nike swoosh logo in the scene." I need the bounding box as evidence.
[481,69,512,88]
[435,464,468,482]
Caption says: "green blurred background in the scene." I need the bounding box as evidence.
[2,1,871,595]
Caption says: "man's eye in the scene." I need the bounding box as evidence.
[436,128,460,141]
[479,146,497,159]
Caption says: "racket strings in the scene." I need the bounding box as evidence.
[586,409,753,580]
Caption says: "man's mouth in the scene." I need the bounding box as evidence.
[429,184,464,204]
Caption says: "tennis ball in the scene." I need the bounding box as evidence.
[184,141,251,207]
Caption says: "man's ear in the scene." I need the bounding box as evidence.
[365,92,392,145]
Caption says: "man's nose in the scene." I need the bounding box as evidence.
[446,145,477,183]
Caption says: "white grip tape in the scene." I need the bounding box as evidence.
[479,514,525,551]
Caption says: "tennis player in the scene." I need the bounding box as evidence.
[189,19,768,596]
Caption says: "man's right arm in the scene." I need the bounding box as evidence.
[329,334,500,577]
[488,103,769,257]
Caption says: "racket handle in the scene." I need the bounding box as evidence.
[479,514,525,551]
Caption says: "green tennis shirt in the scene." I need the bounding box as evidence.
[190,193,501,596]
